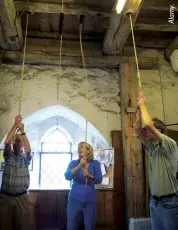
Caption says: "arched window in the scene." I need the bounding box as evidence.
[39,128,72,189]
[41,129,71,152]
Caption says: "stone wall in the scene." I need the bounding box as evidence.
[0,56,177,148]
[1,54,177,146]
[0,65,120,146]
[140,53,178,126]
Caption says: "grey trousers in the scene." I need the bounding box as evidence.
[0,193,31,230]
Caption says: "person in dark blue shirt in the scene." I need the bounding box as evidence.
[64,142,102,230]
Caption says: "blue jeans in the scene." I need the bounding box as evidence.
[67,197,96,230]
[150,194,178,230]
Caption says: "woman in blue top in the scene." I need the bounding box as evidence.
[64,142,102,230]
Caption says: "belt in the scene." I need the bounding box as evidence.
[0,190,27,197]
[152,193,176,201]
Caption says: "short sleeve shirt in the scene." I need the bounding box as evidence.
[145,134,178,196]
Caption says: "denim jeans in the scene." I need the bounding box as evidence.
[67,197,96,230]
[150,194,178,230]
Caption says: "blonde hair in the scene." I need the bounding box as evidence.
[78,142,94,162]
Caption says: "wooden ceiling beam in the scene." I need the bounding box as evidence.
[126,35,172,48]
[134,13,178,31]
[25,38,103,57]
[0,23,8,50]
[141,0,178,12]
[24,30,104,42]
[2,51,159,69]
[103,0,143,55]
[50,14,59,32]
[144,6,178,12]
[14,1,110,17]
[0,0,23,50]
[134,21,178,32]
[39,13,51,32]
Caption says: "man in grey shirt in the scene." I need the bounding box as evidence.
[135,92,178,230]
[0,115,32,230]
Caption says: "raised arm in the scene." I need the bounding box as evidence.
[5,115,23,145]
[5,124,18,145]
[18,123,31,155]
[137,92,163,141]
[4,116,20,159]
[135,108,147,145]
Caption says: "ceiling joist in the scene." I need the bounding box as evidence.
[25,31,103,42]
[126,35,172,49]
[134,16,178,32]
[103,0,143,55]
[0,0,23,50]
[134,22,178,32]
[142,0,178,12]
[2,50,159,69]
[0,23,8,49]
[14,1,110,17]
[25,38,103,57]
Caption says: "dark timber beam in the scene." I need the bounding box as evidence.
[14,1,110,17]
[142,0,178,12]
[103,0,143,55]
[0,23,8,49]
[134,20,178,32]
[126,34,172,49]
[24,31,104,42]
[0,0,23,50]
[25,38,103,57]
[2,50,159,69]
